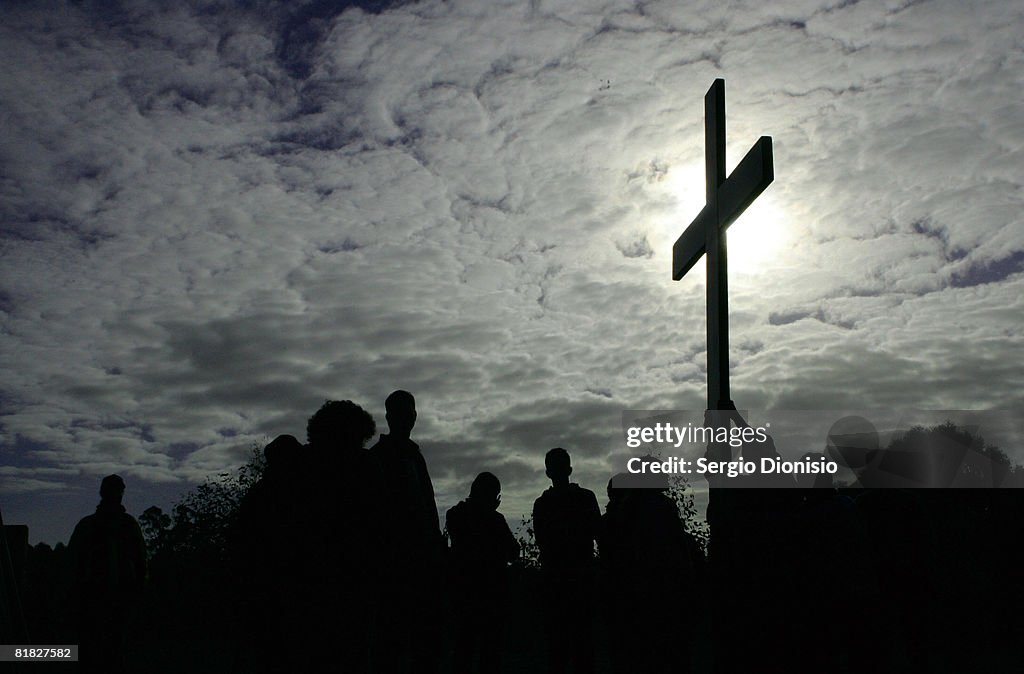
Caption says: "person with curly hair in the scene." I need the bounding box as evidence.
[295,399,385,673]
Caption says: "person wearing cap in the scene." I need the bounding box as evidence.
[69,474,147,674]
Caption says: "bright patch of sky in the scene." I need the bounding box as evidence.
[1,0,1022,542]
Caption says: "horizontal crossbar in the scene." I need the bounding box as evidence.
[672,136,774,281]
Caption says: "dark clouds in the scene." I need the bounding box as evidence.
[1,0,1022,542]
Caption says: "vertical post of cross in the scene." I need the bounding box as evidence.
[705,79,730,410]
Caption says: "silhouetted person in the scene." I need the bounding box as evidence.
[305,400,384,674]
[600,470,697,674]
[370,390,443,674]
[68,474,146,674]
[446,472,520,674]
[598,476,630,674]
[787,451,875,672]
[829,418,933,672]
[702,406,805,674]
[231,434,307,672]
[533,448,600,674]
[235,402,383,673]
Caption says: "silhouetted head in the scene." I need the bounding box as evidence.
[469,471,501,509]
[100,474,126,504]
[798,452,834,489]
[385,390,416,439]
[545,447,572,484]
[638,455,670,491]
[827,416,879,475]
[306,400,376,452]
[860,427,938,488]
[607,473,630,504]
[265,434,303,470]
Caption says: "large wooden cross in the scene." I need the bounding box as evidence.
[673,79,773,410]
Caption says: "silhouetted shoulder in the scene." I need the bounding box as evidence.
[532,483,601,571]
[445,499,470,526]
[535,483,598,508]
[447,499,509,535]
[70,513,97,540]
[447,502,515,552]
[349,444,385,473]
[534,485,600,527]
[369,432,417,457]
[69,505,146,596]
[71,509,144,548]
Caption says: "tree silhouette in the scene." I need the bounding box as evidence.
[513,515,541,569]
[138,506,172,561]
[888,420,1023,485]
[667,477,709,556]
[133,443,267,668]
[165,445,265,558]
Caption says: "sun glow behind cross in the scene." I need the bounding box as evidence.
[662,160,791,278]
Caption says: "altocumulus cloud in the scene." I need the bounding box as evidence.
[1,0,1022,542]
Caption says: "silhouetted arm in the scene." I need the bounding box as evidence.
[532,498,547,555]
[362,454,390,573]
[730,408,751,429]
[585,491,601,548]
[499,514,519,564]
[67,521,84,587]
[703,408,735,488]
[128,516,147,592]
[414,450,445,553]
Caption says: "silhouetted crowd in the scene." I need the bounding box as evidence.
[44,393,1024,673]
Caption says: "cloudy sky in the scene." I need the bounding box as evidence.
[2,0,1022,544]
